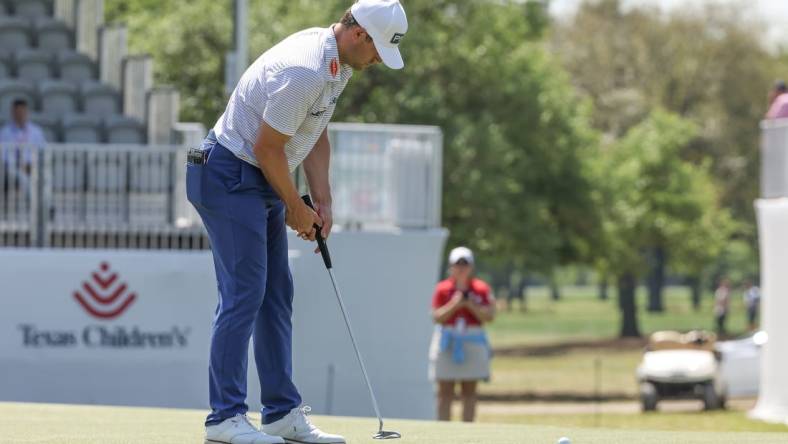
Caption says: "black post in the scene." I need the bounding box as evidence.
[646,247,665,312]
[618,272,641,337]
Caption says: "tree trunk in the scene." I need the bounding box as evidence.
[517,276,528,312]
[550,280,561,300]
[618,273,641,338]
[688,276,702,311]
[598,276,608,300]
[647,247,666,312]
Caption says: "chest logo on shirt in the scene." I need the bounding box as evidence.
[330,58,338,78]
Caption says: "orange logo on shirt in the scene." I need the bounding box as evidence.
[330,58,338,78]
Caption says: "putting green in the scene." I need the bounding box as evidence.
[1,402,787,444]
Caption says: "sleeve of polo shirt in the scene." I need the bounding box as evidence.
[432,285,448,309]
[263,67,323,137]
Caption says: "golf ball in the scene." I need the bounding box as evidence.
[557,438,571,444]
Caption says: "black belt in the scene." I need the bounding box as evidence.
[187,148,208,165]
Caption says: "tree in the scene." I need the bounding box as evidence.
[595,110,732,337]
[553,0,775,309]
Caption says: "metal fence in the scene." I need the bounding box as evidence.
[322,123,442,230]
[0,123,443,249]
[0,143,208,249]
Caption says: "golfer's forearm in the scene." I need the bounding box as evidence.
[254,145,300,207]
[303,130,331,205]
[253,122,301,207]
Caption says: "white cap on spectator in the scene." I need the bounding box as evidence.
[448,246,474,266]
[351,0,408,69]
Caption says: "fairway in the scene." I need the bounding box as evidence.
[2,402,788,444]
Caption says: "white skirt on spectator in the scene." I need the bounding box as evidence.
[428,326,491,382]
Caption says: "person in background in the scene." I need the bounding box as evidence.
[429,246,495,422]
[766,80,788,119]
[0,99,46,196]
[743,279,761,332]
[713,278,731,336]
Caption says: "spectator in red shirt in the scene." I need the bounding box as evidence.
[429,246,495,422]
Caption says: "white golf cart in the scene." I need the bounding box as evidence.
[636,330,727,412]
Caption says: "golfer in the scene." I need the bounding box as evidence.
[185,2,408,443]
[429,247,495,422]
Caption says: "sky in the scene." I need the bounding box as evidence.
[548,0,788,49]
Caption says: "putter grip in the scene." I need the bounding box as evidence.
[301,195,332,269]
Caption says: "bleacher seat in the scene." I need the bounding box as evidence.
[33,18,71,52]
[104,115,145,144]
[56,50,93,83]
[29,112,58,141]
[15,49,52,82]
[80,81,119,115]
[61,113,101,143]
[7,0,52,19]
[0,50,11,77]
[0,78,33,113]
[38,79,76,114]
[0,16,31,51]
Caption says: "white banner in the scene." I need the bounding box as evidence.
[751,200,788,423]
[0,229,447,420]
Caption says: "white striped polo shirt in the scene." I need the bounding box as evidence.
[213,26,353,172]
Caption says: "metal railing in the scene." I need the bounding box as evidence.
[322,123,443,230]
[0,123,443,249]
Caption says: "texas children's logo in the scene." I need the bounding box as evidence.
[73,262,137,320]
[18,261,190,349]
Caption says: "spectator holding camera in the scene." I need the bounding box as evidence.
[429,246,495,422]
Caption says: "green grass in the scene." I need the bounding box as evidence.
[476,409,788,434]
[479,285,754,401]
[3,402,788,444]
[481,349,642,398]
[487,285,751,348]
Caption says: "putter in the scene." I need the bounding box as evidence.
[302,195,401,440]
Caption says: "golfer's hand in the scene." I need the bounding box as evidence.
[313,201,333,253]
[286,200,322,241]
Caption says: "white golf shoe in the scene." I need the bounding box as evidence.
[261,406,346,444]
[205,413,285,444]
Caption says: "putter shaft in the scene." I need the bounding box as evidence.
[327,268,385,432]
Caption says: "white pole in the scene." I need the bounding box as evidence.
[235,0,248,81]
[751,120,788,424]
[225,0,248,96]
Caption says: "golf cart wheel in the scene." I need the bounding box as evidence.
[640,382,658,412]
[702,383,720,410]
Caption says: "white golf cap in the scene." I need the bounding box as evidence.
[350,0,408,69]
[448,246,474,266]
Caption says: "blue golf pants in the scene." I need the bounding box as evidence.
[186,135,301,426]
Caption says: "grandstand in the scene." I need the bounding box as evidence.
[0,0,206,249]
[0,0,178,144]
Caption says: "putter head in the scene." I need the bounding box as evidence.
[373,430,401,440]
